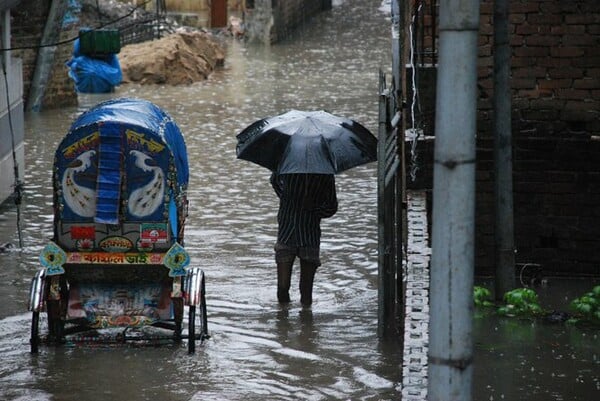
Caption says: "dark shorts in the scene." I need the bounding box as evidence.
[274,243,321,267]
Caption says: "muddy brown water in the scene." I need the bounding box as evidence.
[0,1,597,400]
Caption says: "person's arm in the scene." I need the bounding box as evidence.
[270,172,283,198]
[317,175,337,218]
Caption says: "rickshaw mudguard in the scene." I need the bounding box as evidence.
[28,269,46,313]
[184,267,205,307]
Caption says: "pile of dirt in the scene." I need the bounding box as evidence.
[77,0,226,86]
[118,30,225,85]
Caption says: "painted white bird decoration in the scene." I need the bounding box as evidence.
[128,150,165,218]
[61,150,97,217]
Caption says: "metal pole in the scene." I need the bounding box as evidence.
[377,0,405,339]
[391,0,401,88]
[428,1,480,400]
[391,0,406,331]
[2,11,10,70]
[493,0,516,301]
[391,0,404,337]
[377,2,391,338]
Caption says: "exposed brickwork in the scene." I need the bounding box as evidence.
[10,3,48,102]
[415,0,598,136]
[478,0,599,276]
[407,135,600,277]
[406,0,600,277]
[11,1,78,110]
[42,26,78,109]
[478,0,600,137]
[485,137,600,277]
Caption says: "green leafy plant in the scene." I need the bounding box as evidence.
[473,286,494,307]
[568,285,600,325]
[497,288,544,317]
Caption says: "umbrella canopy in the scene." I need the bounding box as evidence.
[236,110,377,174]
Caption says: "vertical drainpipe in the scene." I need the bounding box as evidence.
[493,0,516,300]
[428,1,480,400]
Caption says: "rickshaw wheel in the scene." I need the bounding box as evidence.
[188,305,196,354]
[188,275,209,354]
[172,297,184,341]
[30,311,40,354]
[187,304,209,354]
[46,300,64,344]
[200,276,208,338]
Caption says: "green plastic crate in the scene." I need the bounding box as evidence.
[78,29,121,56]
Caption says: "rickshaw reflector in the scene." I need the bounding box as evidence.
[164,242,190,277]
[39,242,67,276]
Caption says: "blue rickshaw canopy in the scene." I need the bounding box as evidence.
[55,98,189,225]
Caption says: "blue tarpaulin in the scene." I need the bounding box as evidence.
[55,98,189,233]
[66,38,122,93]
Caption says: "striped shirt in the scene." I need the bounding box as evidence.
[271,173,338,247]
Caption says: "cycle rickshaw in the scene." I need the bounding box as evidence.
[28,98,207,354]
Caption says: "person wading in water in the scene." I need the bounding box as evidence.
[270,173,338,307]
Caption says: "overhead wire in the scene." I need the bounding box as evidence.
[0,0,154,52]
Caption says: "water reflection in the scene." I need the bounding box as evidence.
[473,311,599,401]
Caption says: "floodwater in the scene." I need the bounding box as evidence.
[0,0,597,400]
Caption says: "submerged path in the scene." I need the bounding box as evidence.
[402,190,431,400]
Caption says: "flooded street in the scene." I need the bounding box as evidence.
[0,0,598,400]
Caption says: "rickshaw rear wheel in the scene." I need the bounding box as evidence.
[30,311,40,354]
[188,305,196,354]
[172,297,184,341]
[187,303,208,353]
[201,276,208,337]
[46,300,64,344]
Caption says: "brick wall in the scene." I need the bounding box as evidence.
[477,0,599,137]
[42,25,78,110]
[11,0,78,110]
[407,0,600,277]
[10,3,47,103]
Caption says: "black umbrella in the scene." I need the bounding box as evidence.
[236,110,378,174]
